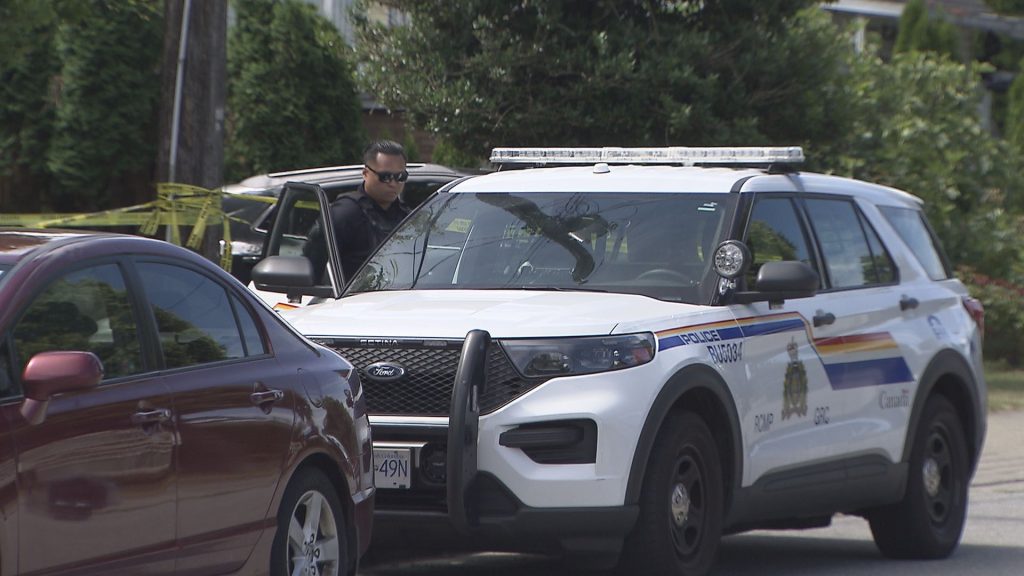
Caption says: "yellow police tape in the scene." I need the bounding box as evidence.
[0,183,278,273]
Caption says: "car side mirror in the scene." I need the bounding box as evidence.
[731,261,819,305]
[20,351,103,425]
[252,255,315,289]
[251,255,337,302]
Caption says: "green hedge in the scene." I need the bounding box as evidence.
[959,266,1024,366]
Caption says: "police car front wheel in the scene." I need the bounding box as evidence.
[619,411,723,576]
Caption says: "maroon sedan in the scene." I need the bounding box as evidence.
[0,229,373,575]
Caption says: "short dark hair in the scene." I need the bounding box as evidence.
[363,140,407,164]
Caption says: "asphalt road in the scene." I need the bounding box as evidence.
[360,410,1024,576]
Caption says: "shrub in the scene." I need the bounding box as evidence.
[958,266,1024,366]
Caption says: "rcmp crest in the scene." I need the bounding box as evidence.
[782,338,808,419]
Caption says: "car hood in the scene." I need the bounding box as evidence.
[281,290,706,339]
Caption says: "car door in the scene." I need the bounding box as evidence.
[736,194,910,486]
[1,262,177,575]
[796,195,912,460]
[732,195,838,485]
[132,260,296,575]
[250,182,342,309]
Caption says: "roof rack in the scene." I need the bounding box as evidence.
[489,146,805,167]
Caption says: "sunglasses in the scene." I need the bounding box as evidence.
[365,165,409,183]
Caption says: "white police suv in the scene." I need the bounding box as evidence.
[251,147,986,576]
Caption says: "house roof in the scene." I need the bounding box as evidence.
[822,0,1024,39]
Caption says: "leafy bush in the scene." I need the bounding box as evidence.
[227,0,364,180]
[47,0,163,211]
[958,266,1024,366]
[354,1,854,160]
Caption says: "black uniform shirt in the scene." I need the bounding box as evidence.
[327,184,410,281]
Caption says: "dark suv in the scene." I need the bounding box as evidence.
[222,163,467,283]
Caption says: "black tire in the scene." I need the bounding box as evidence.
[869,395,969,559]
[619,411,723,576]
[271,468,349,576]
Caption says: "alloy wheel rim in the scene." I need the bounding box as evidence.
[287,490,341,576]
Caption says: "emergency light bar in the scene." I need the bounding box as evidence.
[489,146,805,166]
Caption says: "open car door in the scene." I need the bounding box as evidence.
[249,182,343,309]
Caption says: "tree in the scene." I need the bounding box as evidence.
[1006,56,1024,152]
[0,2,58,210]
[894,0,961,59]
[354,1,856,163]
[46,0,164,212]
[985,0,1024,15]
[819,51,1024,280]
[227,0,365,180]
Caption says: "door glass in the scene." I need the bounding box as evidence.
[232,294,266,356]
[879,206,950,280]
[744,198,814,289]
[804,198,895,288]
[12,263,143,379]
[137,263,247,368]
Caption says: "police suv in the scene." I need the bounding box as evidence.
[251,147,986,576]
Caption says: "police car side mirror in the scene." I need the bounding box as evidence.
[731,261,818,305]
[252,255,334,299]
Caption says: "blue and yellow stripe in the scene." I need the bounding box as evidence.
[657,313,912,390]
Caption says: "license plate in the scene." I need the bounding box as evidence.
[373,447,412,489]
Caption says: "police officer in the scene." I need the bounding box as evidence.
[305,140,411,283]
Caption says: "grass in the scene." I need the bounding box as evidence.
[984,361,1024,412]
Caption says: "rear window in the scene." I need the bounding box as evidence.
[879,206,950,280]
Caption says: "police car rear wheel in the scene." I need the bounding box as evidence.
[868,395,968,559]
[620,411,722,576]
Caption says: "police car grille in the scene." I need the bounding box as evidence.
[329,343,546,416]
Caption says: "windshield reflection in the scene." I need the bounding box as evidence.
[347,192,735,304]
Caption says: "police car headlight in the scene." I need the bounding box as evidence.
[501,333,655,377]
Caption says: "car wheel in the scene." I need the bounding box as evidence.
[869,395,969,559]
[619,411,723,576]
[271,468,348,576]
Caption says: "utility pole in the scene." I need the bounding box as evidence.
[156,0,227,190]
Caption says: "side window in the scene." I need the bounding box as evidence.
[12,263,143,380]
[860,210,896,284]
[232,295,266,356]
[402,180,448,208]
[879,206,951,280]
[0,340,15,397]
[137,263,253,368]
[804,198,896,289]
[744,197,814,288]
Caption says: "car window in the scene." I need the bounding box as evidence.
[347,191,736,304]
[0,340,15,397]
[744,197,815,289]
[232,294,267,356]
[804,198,896,288]
[12,263,143,380]
[402,179,451,207]
[879,206,950,280]
[137,263,256,368]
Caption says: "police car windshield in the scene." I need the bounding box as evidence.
[346,192,737,304]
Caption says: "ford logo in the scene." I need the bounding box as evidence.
[365,362,406,382]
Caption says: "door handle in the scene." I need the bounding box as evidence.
[813,311,836,327]
[250,389,285,405]
[131,408,171,426]
[900,295,919,311]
